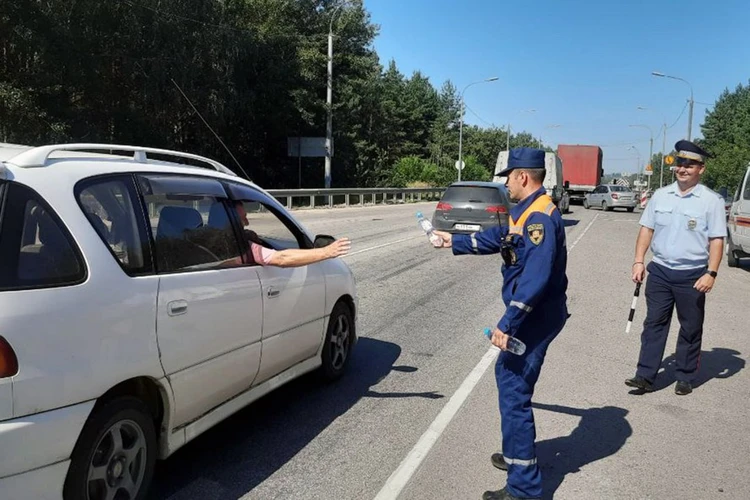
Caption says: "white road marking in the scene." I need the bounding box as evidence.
[344,235,423,257]
[373,348,498,500]
[373,212,599,500]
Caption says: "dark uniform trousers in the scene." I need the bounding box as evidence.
[496,306,566,499]
[637,261,706,383]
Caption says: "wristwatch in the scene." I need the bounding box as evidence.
[706,270,718,278]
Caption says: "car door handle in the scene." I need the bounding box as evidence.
[267,287,280,299]
[168,300,188,316]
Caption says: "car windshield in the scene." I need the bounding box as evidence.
[610,186,632,192]
[441,186,504,204]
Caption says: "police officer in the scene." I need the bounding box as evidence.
[433,148,568,500]
[626,140,727,396]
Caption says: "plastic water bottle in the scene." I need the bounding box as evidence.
[483,327,526,355]
[416,212,443,247]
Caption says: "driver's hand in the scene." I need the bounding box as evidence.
[326,238,351,258]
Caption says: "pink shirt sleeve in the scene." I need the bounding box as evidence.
[250,242,276,266]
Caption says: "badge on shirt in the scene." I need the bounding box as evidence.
[687,218,697,230]
[527,223,544,245]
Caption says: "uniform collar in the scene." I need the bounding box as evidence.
[666,182,704,198]
[510,187,547,221]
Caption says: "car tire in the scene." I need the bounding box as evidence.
[64,397,157,500]
[727,233,740,268]
[602,201,610,211]
[583,199,589,209]
[320,301,355,381]
[626,207,634,213]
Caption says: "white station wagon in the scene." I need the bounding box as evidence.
[0,143,358,499]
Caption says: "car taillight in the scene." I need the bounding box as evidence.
[0,336,18,378]
[436,202,453,211]
[485,205,508,214]
[611,193,619,200]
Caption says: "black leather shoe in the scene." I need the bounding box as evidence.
[675,381,692,395]
[491,452,508,471]
[482,486,539,500]
[625,376,654,392]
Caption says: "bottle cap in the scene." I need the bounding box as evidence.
[484,327,492,338]
[416,212,423,218]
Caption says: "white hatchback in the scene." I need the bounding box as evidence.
[0,144,358,499]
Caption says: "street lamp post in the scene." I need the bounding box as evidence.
[629,124,654,190]
[628,145,642,188]
[637,106,668,188]
[458,77,498,181]
[325,2,352,189]
[652,71,694,141]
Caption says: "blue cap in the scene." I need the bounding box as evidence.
[496,147,546,176]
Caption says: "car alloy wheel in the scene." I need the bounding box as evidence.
[321,302,354,381]
[64,397,156,500]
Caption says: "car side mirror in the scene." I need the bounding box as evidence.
[314,234,336,248]
[564,181,570,189]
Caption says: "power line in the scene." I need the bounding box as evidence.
[463,104,495,128]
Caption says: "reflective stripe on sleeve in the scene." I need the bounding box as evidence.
[510,300,533,313]
[471,233,479,254]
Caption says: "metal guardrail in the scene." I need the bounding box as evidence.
[265,187,447,210]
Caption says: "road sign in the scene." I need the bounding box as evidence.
[645,164,653,172]
[633,180,647,187]
[665,155,674,165]
[287,137,330,157]
[643,170,653,176]
[455,160,465,171]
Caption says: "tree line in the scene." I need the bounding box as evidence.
[0,0,540,189]
[1,1,747,191]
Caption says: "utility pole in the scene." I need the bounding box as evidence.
[660,121,667,188]
[325,24,334,189]
[647,134,653,191]
[652,71,694,141]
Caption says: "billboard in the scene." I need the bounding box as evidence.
[287,137,331,158]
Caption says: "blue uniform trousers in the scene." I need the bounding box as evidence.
[636,262,706,383]
[496,308,566,499]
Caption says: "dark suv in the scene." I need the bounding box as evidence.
[432,181,513,233]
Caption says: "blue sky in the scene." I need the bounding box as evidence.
[365,0,750,174]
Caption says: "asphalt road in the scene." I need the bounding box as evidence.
[148,202,750,500]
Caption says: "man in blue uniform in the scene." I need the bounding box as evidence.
[626,140,727,396]
[433,148,568,500]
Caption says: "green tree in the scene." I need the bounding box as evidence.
[700,81,750,193]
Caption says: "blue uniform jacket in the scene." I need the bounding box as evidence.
[452,187,568,339]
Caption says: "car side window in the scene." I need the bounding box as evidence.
[137,175,243,273]
[225,183,308,252]
[0,182,86,290]
[743,174,750,201]
[76,176,151,275]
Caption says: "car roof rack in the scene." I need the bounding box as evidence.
[6,143,238,176]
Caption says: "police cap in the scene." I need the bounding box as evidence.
[675,140,713,164]
[497,147,546,176]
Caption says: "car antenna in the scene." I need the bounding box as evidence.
[170,78,251,180]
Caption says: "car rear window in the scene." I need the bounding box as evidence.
[0,182,86,290]
[441,186,504,204]
[610,186,632,192]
